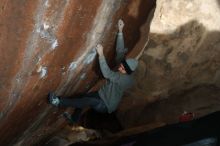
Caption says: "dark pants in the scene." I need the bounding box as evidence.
[59,91,108,113]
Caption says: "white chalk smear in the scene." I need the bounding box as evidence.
[37,56,42,64]
[51,40,58,50]
[45,0,49,7]
[80,73,86,80]
[43,23,49,30]
[69,61,78,71]
[83,48,97,64]
[16,78,21,83]
[36,27,41,33]
[37,66,47,78]
[37,23,59,50]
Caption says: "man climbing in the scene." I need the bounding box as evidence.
[48,19,138,122]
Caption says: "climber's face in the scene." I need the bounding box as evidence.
[118,63,127,74]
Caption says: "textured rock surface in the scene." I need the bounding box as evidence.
[118,0,220,128]
[2,0,220,145]
[0,0,155,145]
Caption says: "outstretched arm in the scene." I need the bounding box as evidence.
[116,19,127,64]
[96,44,120,82]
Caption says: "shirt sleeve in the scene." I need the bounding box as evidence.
[99,56,120,82]
[116,32,127,64]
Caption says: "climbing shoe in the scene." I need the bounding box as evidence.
[48,92,60,106]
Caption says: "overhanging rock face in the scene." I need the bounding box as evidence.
[0,0,155,145]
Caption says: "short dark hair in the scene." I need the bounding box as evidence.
[121,59,133,74]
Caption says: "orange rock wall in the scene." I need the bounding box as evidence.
[0,0,155,145]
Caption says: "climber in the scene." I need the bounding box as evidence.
[48,19,138,122]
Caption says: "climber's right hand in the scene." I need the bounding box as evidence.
[118,19,124,32]
[96,44,104,56]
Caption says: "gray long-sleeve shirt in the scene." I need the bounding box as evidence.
[98,32,134,113]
